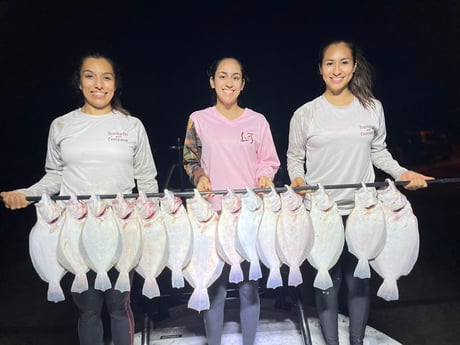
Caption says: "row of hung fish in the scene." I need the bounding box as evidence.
[29,178,419,312]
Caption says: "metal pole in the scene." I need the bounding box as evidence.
[11,177,459,202]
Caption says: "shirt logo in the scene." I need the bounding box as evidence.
[108,131,128,142]
[240,131,254,144]
[359,125,374,136]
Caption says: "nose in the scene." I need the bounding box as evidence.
[94,76,103,89]
[225,76,233,87]
[333,63,341,75]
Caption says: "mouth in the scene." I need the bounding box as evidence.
[91,91,107,98]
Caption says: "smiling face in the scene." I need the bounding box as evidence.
[79,57,116,115]
[319,42,357,97]
[209,58,245,108]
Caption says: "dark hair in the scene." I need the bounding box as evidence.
[318,39,376,109]
[72,52,130,115]
[206,57,248,105]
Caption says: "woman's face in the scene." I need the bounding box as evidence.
[209,58,245,107]
[319,42,357,95]
[79,57,116,114]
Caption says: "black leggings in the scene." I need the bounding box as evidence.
[315,220,371,345]
[71,269,135,345]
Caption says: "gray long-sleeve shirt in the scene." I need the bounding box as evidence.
[286,95,407,215]
[19,108,158,197]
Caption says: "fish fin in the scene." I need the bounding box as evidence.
[229,263,244,284]
[248,260,262,281]
[187,287,210,312]
[287,266,303,287]
[171,269,185,288]
[267,267,284,289]
[142,277,161,299]
[377,278,399,301]
[47,281,65,303]
[313,269,333,290]
[94,271,112,291]
[353,259,371,279]
[114,271,131,292]
[70,272,89,293]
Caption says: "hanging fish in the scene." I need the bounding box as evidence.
[235,187,264,281]
[160,189,193,289]
[56,194,90,293]
[370,179,420,301]
[111,192,143,292]
[80,194,121,291]
[135,191,168,299]
[216,188,244,284]
[276,185,315,287]
[29,193,67,302]
[257,186,283,289]
[183,189,224,312]
[307,184,344,290]
[345,182,386,279]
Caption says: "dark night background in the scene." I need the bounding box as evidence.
[1,1,460,344]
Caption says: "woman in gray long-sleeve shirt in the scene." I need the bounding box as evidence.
[287,38,432,345]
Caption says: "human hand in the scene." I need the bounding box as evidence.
[1,191,30,210]
[399,170,434,190]
[197,175,214,198]
[258,176,274,189]
[290,176,310,196]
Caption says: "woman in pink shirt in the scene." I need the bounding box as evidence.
[183,57,280,345]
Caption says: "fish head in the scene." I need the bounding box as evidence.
[187,188,215,222]
[355,183,378,209]
[222,188,241,213]
[35,193,63,224]
[112,192,135,219]
[280,185,303,212]
[64,194,88,219]
[241,187,263,211]
[136,193,160,220]
[87,194,108,217]
[311,184,335,211]
[263,186,281,212]
[160,189,183,214]
[378,179,408,211]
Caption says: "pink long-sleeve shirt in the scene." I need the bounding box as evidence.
[184,106,280,210]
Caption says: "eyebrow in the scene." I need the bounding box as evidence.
[217,71,242,77]
[82,69,114,76]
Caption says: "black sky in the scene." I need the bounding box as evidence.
[1,0,459,189]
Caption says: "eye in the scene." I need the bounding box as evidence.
[83,73,94,79]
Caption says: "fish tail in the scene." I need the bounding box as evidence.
[114,271,131,292]
[187,287,210,312]
[287,266,303,287]
[171,269,185,288]
[229,263,244,284]
[248,260,262,281]
[47,281,65,303]
[353,259,371,279]
[142,276,161,299]
[313,269,333,290]
[377,279,399,301]
[71,272,89,293]
[94,271,112,291]
[267,267,284,289]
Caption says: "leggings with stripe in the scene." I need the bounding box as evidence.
[71,268,135,345]
[315,218,371,345]
[203,261,260,345]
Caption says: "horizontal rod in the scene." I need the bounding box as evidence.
[1,177,456,203]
